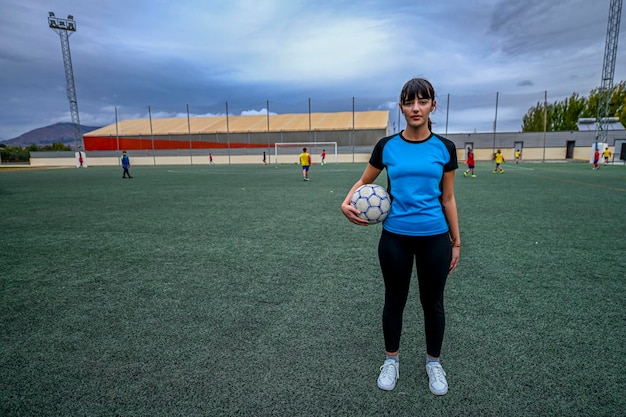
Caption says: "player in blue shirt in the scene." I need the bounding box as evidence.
[341,78,460,396]
[121,151,132,178]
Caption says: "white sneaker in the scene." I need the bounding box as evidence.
[426,362,448,395]
[377,359,399,391]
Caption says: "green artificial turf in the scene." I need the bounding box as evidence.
[1,161,625,416]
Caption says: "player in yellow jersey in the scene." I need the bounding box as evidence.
[299,147,311,181]
[514,149,521,164]
[602,147,612,165]
[493,149,505,174]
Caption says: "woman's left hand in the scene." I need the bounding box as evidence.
[449,246,460,274]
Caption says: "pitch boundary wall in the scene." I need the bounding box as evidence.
[25,129,626,166]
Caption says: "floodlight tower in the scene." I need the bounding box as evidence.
[596,0,623,144]
[48,12,83,150]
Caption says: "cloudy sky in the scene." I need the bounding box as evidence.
[0,0,623,141]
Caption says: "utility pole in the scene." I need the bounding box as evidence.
[596,0,623,145]
[48,12,83,150]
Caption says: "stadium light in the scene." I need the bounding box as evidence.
[48,13,77,31]
[48,11,82,150]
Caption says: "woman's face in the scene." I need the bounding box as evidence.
[399,95,436,129]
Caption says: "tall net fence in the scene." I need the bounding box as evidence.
[71,90,623,164]
[97,90,553,140]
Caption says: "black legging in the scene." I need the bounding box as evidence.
[378,230,451,357]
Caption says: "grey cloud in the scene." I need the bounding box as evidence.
[488,0,605,56]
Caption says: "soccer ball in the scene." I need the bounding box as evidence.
[350,184,391,224]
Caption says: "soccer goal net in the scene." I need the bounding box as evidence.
[274,142,337,164]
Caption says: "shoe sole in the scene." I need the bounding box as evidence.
[430,386,448,395]
[377,381,397,391]
[428,384,448,395]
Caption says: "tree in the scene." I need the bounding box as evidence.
[521,102,546,132]
[521,81,626,132]
[0,146,30,162]
[586,81,626,124]
[0,142,71,163]
[555,93,586,131]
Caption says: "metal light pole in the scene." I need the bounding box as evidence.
[543,91,547,162]
[596,0,623,146]
[492,92,499,153]
[48,12,83,150]
[445,93,450,135]
[187,104,192,165]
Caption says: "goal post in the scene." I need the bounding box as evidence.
[590,143,608,163]
[274,142,338,164]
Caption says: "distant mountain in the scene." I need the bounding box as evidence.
[0,123,101,147]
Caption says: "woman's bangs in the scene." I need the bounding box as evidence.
[401,79,434,102]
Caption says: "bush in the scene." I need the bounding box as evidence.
[0,142,71,163]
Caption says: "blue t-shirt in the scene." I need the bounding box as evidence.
[369,132,457,236]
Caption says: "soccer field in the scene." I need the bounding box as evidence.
[1,162,625,416]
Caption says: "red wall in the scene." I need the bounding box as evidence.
[84,137,270,151]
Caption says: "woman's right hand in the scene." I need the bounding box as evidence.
[341,202,370,226]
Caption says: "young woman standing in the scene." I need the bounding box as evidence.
[341,78,460,395]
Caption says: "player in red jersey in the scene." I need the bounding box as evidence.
[463,148,476,178]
